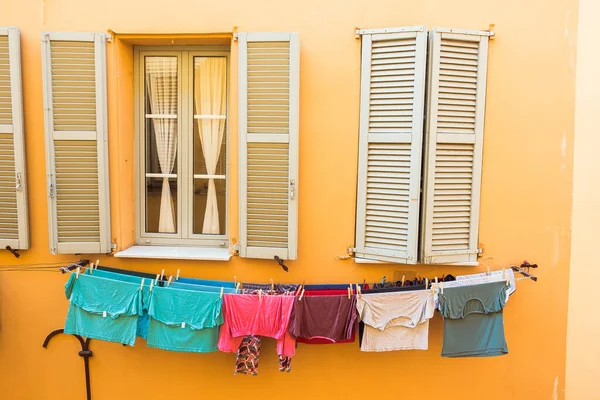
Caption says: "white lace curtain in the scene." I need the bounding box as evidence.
[146,57,178,233]
[194,58,227,234]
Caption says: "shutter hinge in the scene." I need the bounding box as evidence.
[48,174,55,198]
[289,179,296,200]
[15,172,22,191]
[111,243,117,250]
[348,247,357,254]
[477,247,484,255]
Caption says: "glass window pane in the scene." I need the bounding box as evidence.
[193,178,226,235]
[144,56,178,234]
[192,56,227,235]
[146,177,177,233]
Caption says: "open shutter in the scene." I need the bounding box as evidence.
[420,28,491,264]
[354,27,428,263]
[0,28,28,250]
[41,32,110,254]
[238,32,299,260]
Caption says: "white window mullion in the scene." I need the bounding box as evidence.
[179,51,189,239]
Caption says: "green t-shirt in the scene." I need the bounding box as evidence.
[439,281,509,357]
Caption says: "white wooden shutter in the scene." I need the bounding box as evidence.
[354,27,428,263]
[41,32,110,254]
[238,32,299,260]
[421,28,491,264]
[0,28,28,250]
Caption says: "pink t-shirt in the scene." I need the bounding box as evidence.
[217,294,296,356]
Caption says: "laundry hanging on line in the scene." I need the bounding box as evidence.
[61,263,533,375]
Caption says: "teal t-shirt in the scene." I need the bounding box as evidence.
[85,269,152,339]
[439,281,509,358]
[64,273,144,346]
[147,286,224,353]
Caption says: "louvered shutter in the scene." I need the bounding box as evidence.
[0,28,28,250]
[41,32,110,254]
[238,32,299,260]
[420,28,491,264]
[354,27,428,263]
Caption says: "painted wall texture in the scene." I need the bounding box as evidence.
[565,0,600,398]
[0,0,578,398]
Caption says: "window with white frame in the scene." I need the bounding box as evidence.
[134,48,229,246]
[354,26,491,265]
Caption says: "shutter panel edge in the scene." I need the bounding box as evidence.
[0,28,29,250]
[41,32,111,255]
[354,26,428,264]
[238,32,299,260]
[420,27,490,264]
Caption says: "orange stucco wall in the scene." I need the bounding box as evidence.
[565,0,600,398]
[0,0,578,398]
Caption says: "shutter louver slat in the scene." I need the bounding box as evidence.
[421,28,490,265]
[0,36,12,125]
[42,32,110,254]
[0,28,29,249]
[239,32,299,260]
[0,133,17,240]
[355,27,427,264]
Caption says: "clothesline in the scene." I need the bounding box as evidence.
[58,260,537,376]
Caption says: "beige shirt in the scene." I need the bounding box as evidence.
[356,290,437,352]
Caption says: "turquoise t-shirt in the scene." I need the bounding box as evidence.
[439,281,509,358]
[147,286,224,353]
[169,281,236,294]
[86,269,153,339]
[64,273,144,346]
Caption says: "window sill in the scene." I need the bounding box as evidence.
[114,245,231,261]
[354,258,479,266]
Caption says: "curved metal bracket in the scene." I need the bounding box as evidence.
[43,328,93,400]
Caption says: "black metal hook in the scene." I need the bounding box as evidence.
[274,256,289,272]
[5,245,20,258]
[43,329,93,400]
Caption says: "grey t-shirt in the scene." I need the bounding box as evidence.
[439,281,509,357]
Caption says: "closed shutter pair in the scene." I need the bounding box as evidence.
[354,26,491,265]
[39,31,299,258]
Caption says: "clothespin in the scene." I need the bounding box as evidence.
[220,287,224,298]
[424,278,428,290]
[504,269,510,286]
[167,276,173,287]
[401,275,405,287]
[76,267,80,279]
[149,281,154,292]
[155,273,160,284]
[235,282,241,293]
[381,276,386,286]
[258,289,262,302]
[435,277,438,284]
[140,278,145,290]
[299,288,305,301]
[347,286,351,299]
[440,282,444,294]
[89,262,94,274]
[95,259,99,269]
[356,284,362,299]
[486,266,491,276]
[270,278,274,292]
[160,269,165,280]
[176,269,180,281]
